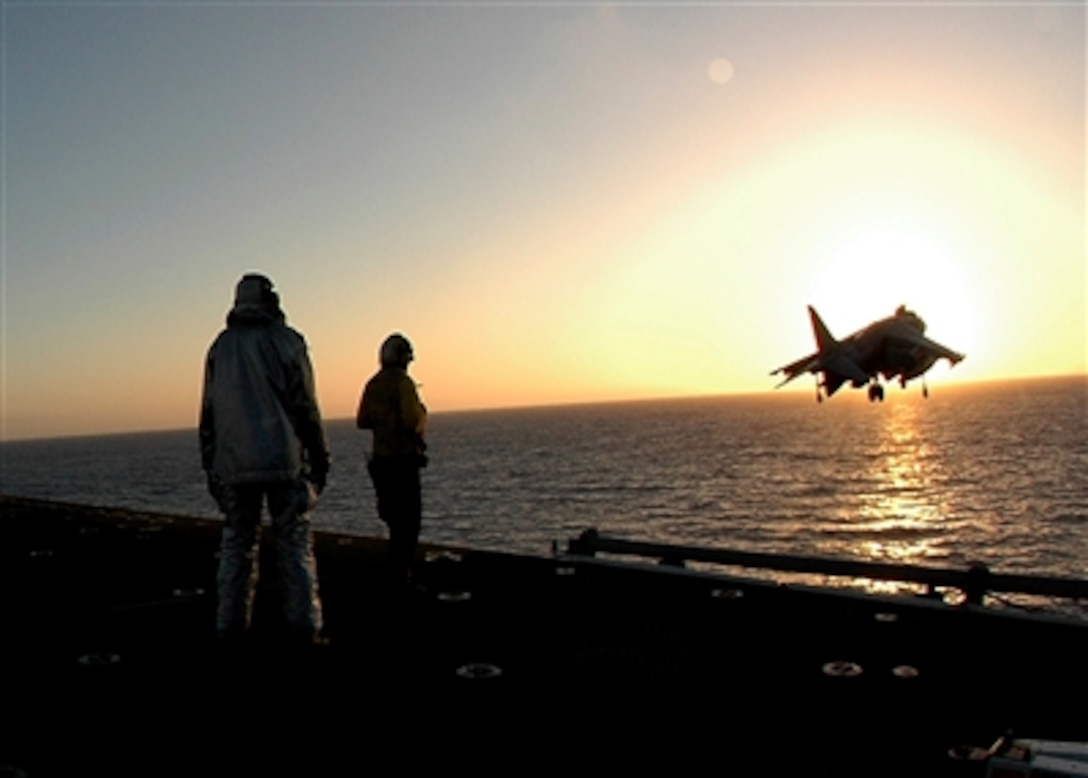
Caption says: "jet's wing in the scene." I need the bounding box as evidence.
[888,329,965,365]
[770,352,820,387]
[771,351,870,389]
[772,306,877,393]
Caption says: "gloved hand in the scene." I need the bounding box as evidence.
[309,464,328,494]
[205,471,226,511]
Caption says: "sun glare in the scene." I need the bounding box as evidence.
[811,228,975,363]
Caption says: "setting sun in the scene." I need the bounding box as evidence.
[812,227,976,364]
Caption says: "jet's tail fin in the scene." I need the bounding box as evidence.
[770,307,855,393]
[808,306,837,353]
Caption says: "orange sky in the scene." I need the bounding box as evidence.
[2,3,1083,441]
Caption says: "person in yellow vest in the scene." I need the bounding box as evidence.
[357,333,427,585]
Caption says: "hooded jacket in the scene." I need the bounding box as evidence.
[200,293,330,485]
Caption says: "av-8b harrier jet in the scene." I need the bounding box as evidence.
[772,305,965,402]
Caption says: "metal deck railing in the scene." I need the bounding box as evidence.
[563,528,1088,606]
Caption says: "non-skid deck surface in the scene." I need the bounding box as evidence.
[1,495,1084,775]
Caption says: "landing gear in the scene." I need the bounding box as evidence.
[867,383,885,403]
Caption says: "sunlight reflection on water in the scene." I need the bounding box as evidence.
[851,401,949,567]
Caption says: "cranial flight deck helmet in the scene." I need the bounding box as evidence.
[380,333,414,368]
[234,273,279,308]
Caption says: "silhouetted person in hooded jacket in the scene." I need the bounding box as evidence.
[200,273,330,643]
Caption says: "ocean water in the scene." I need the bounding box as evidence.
[2,377,1085,609]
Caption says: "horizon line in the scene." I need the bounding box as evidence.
[2,372,1083,445]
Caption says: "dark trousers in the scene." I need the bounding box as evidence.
[217,480,323,637]
[367,457,422,573]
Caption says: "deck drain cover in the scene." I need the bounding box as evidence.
[172,587,206,598]
[456,663,502,680]
[822,661,863,677]
[554,566,576,576]
[29,549,54,558]
[711,588,744,600]
[874,612,898,623]
[437,591,471,602]
[892,665,920,678]
[425,551,462,563]
[78,652,121,667]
